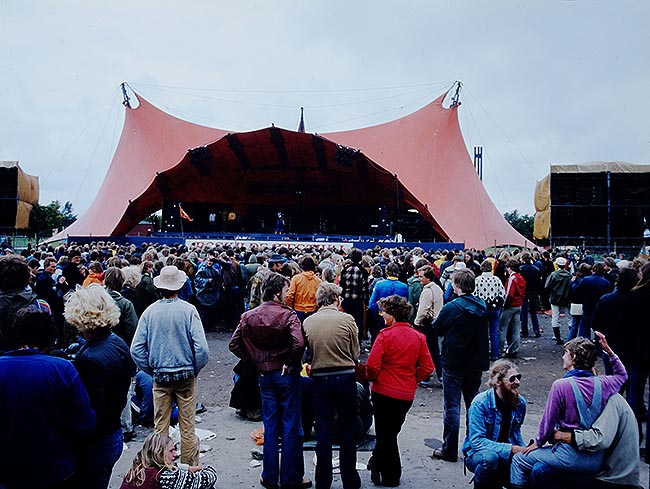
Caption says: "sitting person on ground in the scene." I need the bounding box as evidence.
[132,370,178,427]
[462,360,527,489]
[301,375,373,444]
[229,358,262,422]
[510,332,627,487]
[120,432,217,489]
[131,370,206,427]
[530,393,641,489]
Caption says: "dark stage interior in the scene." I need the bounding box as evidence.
[161,200,441,241]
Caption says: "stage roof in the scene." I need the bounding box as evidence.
[551,161,650,174]
[52,86,527,249]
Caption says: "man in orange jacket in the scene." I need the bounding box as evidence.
[286,255,321,322]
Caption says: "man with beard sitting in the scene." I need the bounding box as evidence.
[462,360,527,489]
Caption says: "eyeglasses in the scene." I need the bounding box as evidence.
[508,373,522,383]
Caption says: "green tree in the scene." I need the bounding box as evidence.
[61,201,77,227]
[504,210,535,241]
[30,200,73,241]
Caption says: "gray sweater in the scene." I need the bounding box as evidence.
[131,298,209,378]
[574,393,641,487]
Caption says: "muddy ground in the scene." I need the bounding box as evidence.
[109,313,649,488]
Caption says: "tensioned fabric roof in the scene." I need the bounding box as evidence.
[53,87,527,249]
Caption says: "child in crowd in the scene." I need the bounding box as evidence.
[121,433,217,489]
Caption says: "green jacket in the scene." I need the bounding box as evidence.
[108,289,138,346]
[544,269,572,306]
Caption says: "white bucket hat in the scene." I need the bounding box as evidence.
[555,257,568,267]
[153,265,187,290]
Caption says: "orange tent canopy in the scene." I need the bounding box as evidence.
[54,87,526,249]
[322,94,526,249]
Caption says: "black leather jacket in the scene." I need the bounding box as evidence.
[75,329,134,437]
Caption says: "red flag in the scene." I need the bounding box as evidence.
[179,205,193,222]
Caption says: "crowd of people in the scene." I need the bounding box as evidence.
[0,239,648,488]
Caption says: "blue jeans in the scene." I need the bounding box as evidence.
[259,369,304,487]
[511,442,603,486]
[464,449,510,485]
[313,373,360,489]
[567,314,582,340]
[487,309,501,360]
[530,462,614,489]
[75,429,123,489]
[578,310,594,339]
[295,310,315,324]
[520,292,540,336]
[441,369,481,457]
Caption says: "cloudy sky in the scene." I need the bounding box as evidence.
[1,1,648,219]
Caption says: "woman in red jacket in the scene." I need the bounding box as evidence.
[365,295,434,487]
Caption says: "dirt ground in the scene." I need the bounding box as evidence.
[109,313,649,488]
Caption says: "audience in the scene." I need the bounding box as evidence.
[3,241,647,489]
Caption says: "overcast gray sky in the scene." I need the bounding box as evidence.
[1,0,648,219]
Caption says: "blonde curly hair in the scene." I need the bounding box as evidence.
[64,284,120,333]
[123,433,176,486]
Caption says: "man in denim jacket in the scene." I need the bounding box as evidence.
[462,360,527,489]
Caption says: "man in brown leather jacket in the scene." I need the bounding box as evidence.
[229,272,311,489]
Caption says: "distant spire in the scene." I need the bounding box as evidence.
[298,107,305,133]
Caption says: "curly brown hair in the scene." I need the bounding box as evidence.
[378,295,413,322]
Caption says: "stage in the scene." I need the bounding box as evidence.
[61,231,465,252]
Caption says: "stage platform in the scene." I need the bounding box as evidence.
[62,232,465,252]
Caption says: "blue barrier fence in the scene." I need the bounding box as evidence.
[63,232,465,252]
